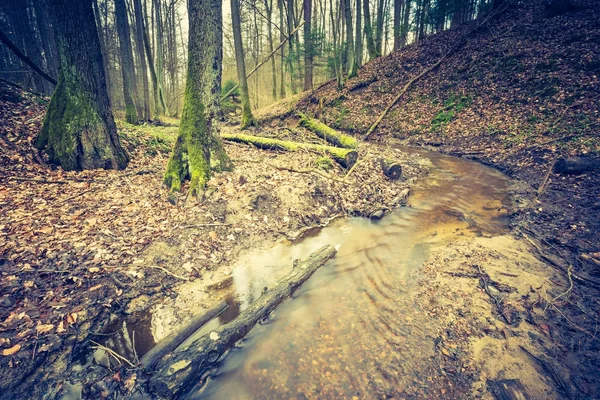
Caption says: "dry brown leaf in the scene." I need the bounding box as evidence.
[2,344,21,356]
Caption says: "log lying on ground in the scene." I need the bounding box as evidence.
[298,113,358,149]
[380,159,402,180]
[221,133,357,168]
[140,299,228,371]
[553,157,600,175]
[149,245,337,398]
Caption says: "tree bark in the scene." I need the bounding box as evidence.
[355,0,363,67]
[30,0,59,80]
[92,0,111,98]
[375,0,385,55]
[154,0,169,117]
[115,0,140,124]
[363,0,378,59]
[344,0,357,78]
[264,0,278,100]
[36,0,129,171]
[553,157,600,175]
[303,0,313,91]
[278,0,286,98]
[163,0,230,196]
[400,0,411,46]
[393,0,401,51]
[380,158,402,179]
[141,299,228,371]
[231,0,256,129]
[133,0,151,120]
[286,0,297,94]
[149,245,337,398]
[221,133,358,168]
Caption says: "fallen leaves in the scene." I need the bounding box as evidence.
[1,344,21,357]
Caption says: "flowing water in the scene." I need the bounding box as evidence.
[177,148,512,399]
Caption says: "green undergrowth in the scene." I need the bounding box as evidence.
[431,93,473,132]
[118,119,179,156]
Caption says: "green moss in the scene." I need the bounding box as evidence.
[430,93,472,132]
[298,114,357,149]
[164,85,229,197]
[37,75,128,170]
[314,156,334,171]
[240,105,256,130]
[125,103,138,124]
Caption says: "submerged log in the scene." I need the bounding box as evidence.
[553,157,600,175]
[298,113,358,149]
[140,299,228,371]
[487,379,532,400]
[221,133,358,168]
[380,159,402,180]
[149,245,337,398]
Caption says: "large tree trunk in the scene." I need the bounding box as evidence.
[231,0,256,129]
[344,0,357,78]
[163,0,230,196]
[149,245,337,398]
[303,0,313,90]
[133,0,151,120]
[363,0,378,59]
[115,0,140,124]
[36,0,128,171]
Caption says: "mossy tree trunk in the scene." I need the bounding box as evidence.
[231,0,256,129]
[115,0,140,124]
[163,0,231,197]
[36,0,129,171]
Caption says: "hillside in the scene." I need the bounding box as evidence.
[288,0,600,396]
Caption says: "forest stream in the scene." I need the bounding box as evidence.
[102,146,549,399]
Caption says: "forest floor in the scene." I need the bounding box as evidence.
[0,80,424,398]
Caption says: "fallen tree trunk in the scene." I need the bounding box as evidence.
[380,159,402,180]
[553,157,600,175]
[149,245,337,398]
[298,113,358,149]
[221,133,358,168]
[140,299,228,371]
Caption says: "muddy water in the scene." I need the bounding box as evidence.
[173,148,512,399]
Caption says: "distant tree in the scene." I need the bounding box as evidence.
[36,0,128,171]
[363,0,378,59]
[303,0,313,90]
[344,0,357,77]
[115,0,140,124]
[231,0,256,128]
[163,0,230,197]
[133,0,151,120]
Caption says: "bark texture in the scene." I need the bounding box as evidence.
[115,0,139,124]
[163,0,230,196]
[149,245,337,398]
[298,113,358,148]
[230,0,256,128]
[36,0,128,171]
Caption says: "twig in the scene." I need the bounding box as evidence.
[53,188,94,206]
[345,157,363,179]
[178,223,232,229]
[545,266,573,311]
[2,177,91,184]
[90,340,136,368]
[146,265,190,281]
[272,164,350,184]
[535,156,557,199]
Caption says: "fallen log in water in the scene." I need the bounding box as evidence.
[553,157,600,175]
[149,245,337,398]
[380,159,402,180]
[140,299,229,371]
[221,133,357,168]
[297,113,358,149]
